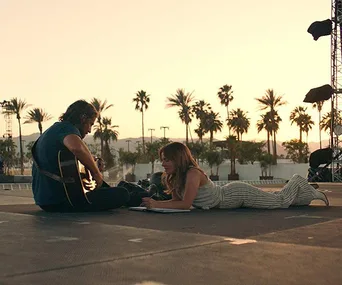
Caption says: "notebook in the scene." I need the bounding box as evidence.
[129,207,191,213]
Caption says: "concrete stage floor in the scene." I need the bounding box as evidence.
[0,183,341,285]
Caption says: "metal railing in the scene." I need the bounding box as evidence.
[0,183,32,191]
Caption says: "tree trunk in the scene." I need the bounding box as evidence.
[151,161,155,174]
[319,110,322,149]
[267,132,270,154]
[97,117,104,159]
[18,119,24,175]
[188,125,193,143]
[299,128,303,159]
[231,159,236,174]
[273,132,277,165]
[38,122,42,135]
[142,110,145,153]
[185,123,189,144]
[227,105,230,136]
[100,132,104,160]
[103,141,114,169]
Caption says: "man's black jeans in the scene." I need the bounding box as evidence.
[39,186,129,212]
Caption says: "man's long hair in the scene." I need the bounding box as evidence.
[159,142,203,198]
[59,100,98,124]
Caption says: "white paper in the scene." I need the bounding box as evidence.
[129,207,190,213]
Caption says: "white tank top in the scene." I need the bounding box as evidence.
[191,179,222,209]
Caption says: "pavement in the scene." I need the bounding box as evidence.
[0,183,341,285]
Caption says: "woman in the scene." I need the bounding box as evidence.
[141,142,329,210]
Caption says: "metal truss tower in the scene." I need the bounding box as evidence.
[0,100,12,139]
[331,0,342,181]
[2,105,12,139]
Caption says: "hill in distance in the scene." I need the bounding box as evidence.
[11,132,329,156]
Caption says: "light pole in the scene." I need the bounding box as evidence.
[160,126,169,139]
[126,140,131,152]
[22,140,26,152]
[148,128,155,143]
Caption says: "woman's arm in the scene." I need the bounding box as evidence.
[142,168,203,209]
[63,134,103,188]
[149,192,180,203]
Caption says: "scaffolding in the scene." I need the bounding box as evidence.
[0,101,12,139]
[3,111,12,139]
[331,0,342,181]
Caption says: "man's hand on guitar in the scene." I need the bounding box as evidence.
[92,172,103,189]
[82,177,97,190]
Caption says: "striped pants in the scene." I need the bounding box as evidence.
[218,174,321,209]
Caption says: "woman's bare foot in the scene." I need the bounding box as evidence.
[316,190,329,206]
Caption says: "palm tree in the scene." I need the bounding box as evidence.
[192,100,211,120]
[194,125,206,143]
[289,106,308,143]
[0,138,16,175]
[94,117,119,169]
[227,108,250,141]
[312,101,324,149]
[133,90,150,153]
[302,114,315,143]
[166,89,195,145]
[203,111,223,146]
[192,100,211,144]
[145,140,164,174]
[226,135,239,178]
[290,106,314,158]
[255,89,286,164]
[7,98,30,175]
[90,98,113,159]
[217,84,234,136]
[256,112,273,154]
[24,108,52,135]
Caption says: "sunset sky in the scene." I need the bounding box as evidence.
[0,0,333,144]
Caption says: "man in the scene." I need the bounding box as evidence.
[32,100,129,212]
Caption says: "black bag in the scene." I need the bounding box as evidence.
[117,178,172,207]
[117,181,150,207]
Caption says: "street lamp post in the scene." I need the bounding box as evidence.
[160,126,169,139]
[148,128,155,143]
[126,140,131,152]
[22,140,26,152]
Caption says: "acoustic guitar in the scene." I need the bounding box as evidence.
[58,150,107,207]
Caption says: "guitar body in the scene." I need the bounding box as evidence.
[58,150,93,207]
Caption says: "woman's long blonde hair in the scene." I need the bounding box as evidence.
[159,142,204,198]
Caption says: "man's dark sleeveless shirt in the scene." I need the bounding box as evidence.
[32,121,81,206]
